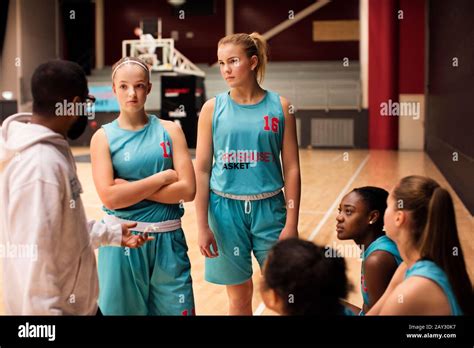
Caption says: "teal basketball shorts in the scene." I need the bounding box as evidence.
[98,228,195,315]
[205,191,287,285]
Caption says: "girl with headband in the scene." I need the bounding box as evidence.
[90,56,196,315]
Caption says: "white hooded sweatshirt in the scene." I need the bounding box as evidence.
[0,113,122,315]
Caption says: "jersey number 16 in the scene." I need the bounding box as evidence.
[263,115,279,133]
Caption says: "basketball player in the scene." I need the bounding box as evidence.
[90,57,196,315]
[195,33,301,315]
[336,186,401,315]
[260,239,353,315]
[368,176,473,315]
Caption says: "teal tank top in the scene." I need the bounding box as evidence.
[360,235,402,315]
[342,306,355,316]
[101,115,183,222]
[210,90,285,195]
[405,260,463,315]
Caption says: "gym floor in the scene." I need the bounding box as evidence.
[2,147,469,315]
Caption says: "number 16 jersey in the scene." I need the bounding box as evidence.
[210,90,285,196]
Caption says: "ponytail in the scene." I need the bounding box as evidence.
[249,32,268,84]
[394,176,473,314]
[420,187,454,265]
[420,187,473,314]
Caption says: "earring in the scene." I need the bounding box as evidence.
[369,221,374,225]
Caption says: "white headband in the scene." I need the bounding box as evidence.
[112,59,151,80]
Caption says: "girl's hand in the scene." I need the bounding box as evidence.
[198,226,219,258]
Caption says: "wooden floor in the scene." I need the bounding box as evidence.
[0,149,472,315]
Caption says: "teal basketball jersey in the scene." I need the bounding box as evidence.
[101,114,183,222]
[405,260,463,315]
[210,90,285,195]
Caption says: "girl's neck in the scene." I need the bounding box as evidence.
[355,228,384,252]
[401,247,421,268]
[118,109,148,130]
[230,80,265,104]
[398,230,421,268]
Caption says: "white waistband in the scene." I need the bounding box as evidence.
[103,215,181,233]
[211,189,282,201]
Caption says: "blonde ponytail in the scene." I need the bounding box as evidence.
[249,32,268,84]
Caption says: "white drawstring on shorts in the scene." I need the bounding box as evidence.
[244,200,252,214]
[211,189,282,215]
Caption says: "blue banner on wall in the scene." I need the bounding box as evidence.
[88,85,120,112]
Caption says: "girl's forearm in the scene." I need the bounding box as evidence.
[104,173,169,209]
[195,170,211,230]
[283,168,301,228]
[147,180,195,204]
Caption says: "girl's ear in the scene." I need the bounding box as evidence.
[262,287,280,313]
[147,82,152,95]
[112,82,117,94]
[368,210,380,225]
[261,285,287,315]
[395,210,406,227]
[250,55,258,71]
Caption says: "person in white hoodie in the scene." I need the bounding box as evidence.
[0,60,157,315]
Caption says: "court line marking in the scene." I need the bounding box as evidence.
[254,154,370,316]
[307,154,370,241]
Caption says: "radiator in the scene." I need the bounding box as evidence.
[311,118,354,147]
